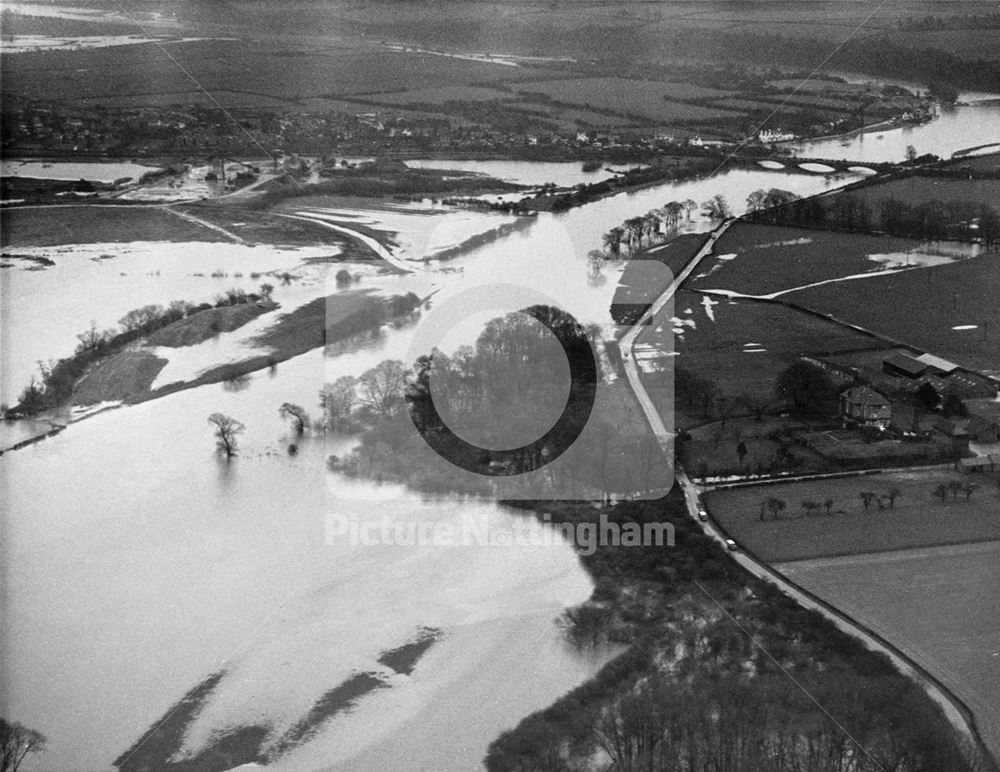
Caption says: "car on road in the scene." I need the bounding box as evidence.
[697,508,708,522]
[724,539,738,551]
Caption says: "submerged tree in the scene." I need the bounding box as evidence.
[321,376,359,429]
[208,413,245,458]
[360,359,410,418]
[279,402,310,434]
[701,194,732,221]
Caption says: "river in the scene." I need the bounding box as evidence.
[789,90,1000,164]
[3,97,998,770]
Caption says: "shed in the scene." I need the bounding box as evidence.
[883,352,929,379]
[915,353,960,375]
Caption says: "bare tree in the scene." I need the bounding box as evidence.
[208,413,245,457]
[802,500,821,516]
[75,320,105,352]
[765,496,786,520]
[860,491,877,512]
[279,402,310,434]
[320,376,358,429]
[359,359,409,417]
[1,720,46,772]
[885,487,902,509]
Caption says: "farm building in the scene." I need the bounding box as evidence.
[957,416,1000,443]
[880,351,997,399]
[937,370,998,399]
[883,352,931,379]
[840,386,891,429]
[959,455,1000,474]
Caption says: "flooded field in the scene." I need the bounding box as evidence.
[405,159,632,187]
[0,241,339,405]
[1,159,163,183]
[2,138,992,768]
[3,350,609,770]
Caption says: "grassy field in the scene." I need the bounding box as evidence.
[704,468,1000,562]
[4,1,995,131]
[517,77,736,103]
[1,206,231,247]
[776,540,1000,763]
[952,152,1000,173]
[360,86,516,105]
[512,77,742,124]
[8,1,984,151]
[891,28,1000,60]
[784,252,1000,374]
[638,288,878,428]
[688,223,936,297]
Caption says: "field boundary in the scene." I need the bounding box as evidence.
[690,474,999,771]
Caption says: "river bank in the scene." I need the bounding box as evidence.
[2,289,423,453]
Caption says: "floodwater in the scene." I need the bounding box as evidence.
[0,160,163,183]
[3,351,605,770]
[405,158,634,187]
[791,99,1000,163]
[0,241,339,406]
[3,115,993,768]
[0,35,223,54]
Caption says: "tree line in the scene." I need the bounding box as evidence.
[484,494,986,772]
[601,195,732,257]
[10,286,274,418]
[746,190,1000,247]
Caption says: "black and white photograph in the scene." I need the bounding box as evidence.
[1,1,999,770]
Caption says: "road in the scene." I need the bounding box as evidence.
[163,206,249,244]
[618,220,997,770]
[277,212,415,274]
[619,218,733,451]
